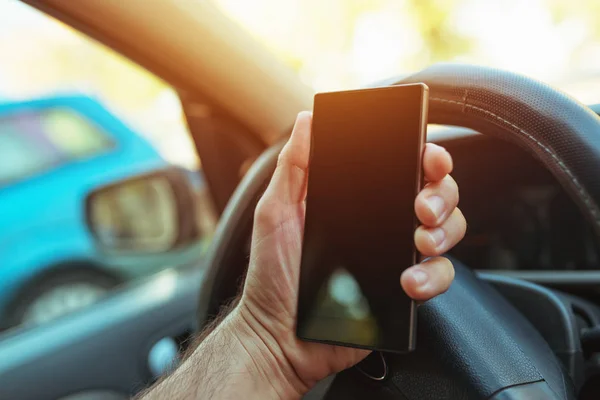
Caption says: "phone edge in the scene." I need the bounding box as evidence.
[407,82,429,351]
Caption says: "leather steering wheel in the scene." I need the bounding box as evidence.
[198,64,600,399]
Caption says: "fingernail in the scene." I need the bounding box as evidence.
[425,196,445,221]
[411,269,429,286]
[428,227,446,247]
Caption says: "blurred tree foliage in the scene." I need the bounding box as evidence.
[309,0,473,66]
[214,0,473,89]
[548,0,600,38]
[406,0,471,63]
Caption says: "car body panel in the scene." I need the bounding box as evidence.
[0,95,205,322]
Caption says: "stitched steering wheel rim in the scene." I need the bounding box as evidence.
[396,64,600,237]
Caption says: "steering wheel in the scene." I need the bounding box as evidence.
[198,64,600,399]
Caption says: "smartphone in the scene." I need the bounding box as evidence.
[296,84,428,353]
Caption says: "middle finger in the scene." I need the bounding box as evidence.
[415,175,459,228]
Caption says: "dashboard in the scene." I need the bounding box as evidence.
[435,130,600,272]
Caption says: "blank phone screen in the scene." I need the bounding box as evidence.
[297,84,427,353]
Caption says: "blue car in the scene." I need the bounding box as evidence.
[0,95,206,329]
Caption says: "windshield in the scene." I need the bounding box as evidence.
[214,0,600,103]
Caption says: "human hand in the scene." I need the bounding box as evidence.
[231,111,466,398]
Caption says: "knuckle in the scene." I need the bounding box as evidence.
[423,175,458,203]
[455,208,467,239]
[277,146,293,168]
[442,175,459,202]
[276,151,287,168]
[254,196,279,228]
[415,227,436,256]
[433,256,454,292]
[448,261,456,281]
[443,209,466,247]
[432,256,450,271]
[415,199,438,227]
[277,147,286,161]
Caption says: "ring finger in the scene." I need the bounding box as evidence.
[414,207,467,257]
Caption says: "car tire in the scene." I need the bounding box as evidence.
[4,268,121,330]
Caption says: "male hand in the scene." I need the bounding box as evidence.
[232,111,467,397]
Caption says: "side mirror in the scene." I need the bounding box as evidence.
[86,168,200,254]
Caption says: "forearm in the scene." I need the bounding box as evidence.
[139,308,301,400]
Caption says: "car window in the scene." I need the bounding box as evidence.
[0,109,114,185]
[0,2,217,333]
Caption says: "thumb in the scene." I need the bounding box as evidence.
[261,111,311,207]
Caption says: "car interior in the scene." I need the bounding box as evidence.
[2,0,600,399]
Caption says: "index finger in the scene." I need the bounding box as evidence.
[423,143,453,182]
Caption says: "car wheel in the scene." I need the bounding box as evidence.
[8,269,120,329]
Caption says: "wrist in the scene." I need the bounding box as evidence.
[143,306,301,400]
[225,305,308,399]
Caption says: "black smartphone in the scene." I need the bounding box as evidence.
[296,84,428,353]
